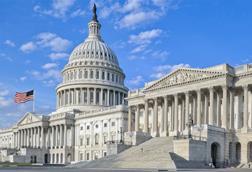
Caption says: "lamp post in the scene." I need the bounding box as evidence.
[186,114,193,139]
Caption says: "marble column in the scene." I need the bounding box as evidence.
[59,125,62,147]
[204,95,208,124]
[222,86,228,129]
[71,125,75,146]
[163,96,168,135]
[128,106,132,132]
[64,125,67,147]
[55,125,58,147]
[17,131,20,149]
[135,105,140,132]
[209,87,214,125]
[174,94,178,133]
[229,90,234,129]
[87,88,90,104]
[144,100,149,133]
[46,127,50,148]
[100,88,103,105]
[51,126,54,148]
[107,90,110,106]
[243,85,248,129]
[153,98,158,136]
[113,90,116,106]
[185,92,190,127]
[216,92,221,126]
[41,127,44,148]
[197,90,201,125]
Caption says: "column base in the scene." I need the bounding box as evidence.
[241,127,248,133]
[160,131,168,137]
[151,132,158,137]
[170,130,178,137]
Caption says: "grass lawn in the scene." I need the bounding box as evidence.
[0,162,32,167]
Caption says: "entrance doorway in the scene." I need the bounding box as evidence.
[235,142,241,163]
[248,142,252,162]
[211,142,220,167]
[44,154,48,164]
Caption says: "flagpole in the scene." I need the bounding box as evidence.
[33,90,35,113]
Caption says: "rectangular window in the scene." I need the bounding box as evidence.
[107,73,110,81]
[111,121,115,126]
[86,137,90,145]
[102,71,105,80]
[86,153,90,160]
[80,138,83,146]
[103,136,107,144]
[96,71,99,79]
[90,90,94,104]
[80,153,83,160]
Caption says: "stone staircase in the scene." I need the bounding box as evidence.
[237,162,252,168]
[69,137,176,169]
[68,137,210,169]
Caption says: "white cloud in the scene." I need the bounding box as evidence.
[0,87,12,107]
[119,11,160,29]
[121,0,142,13]
[19,76,27,81]
[131,44,147,53]
[30,66,61,86]
[36,32,71,52]
[151,64,191,79]
[34,0,76,19]
[49,52,69,60]
[70,9,85,18]
[128,75,144,85]
[20,42,37,53]
[151,50,170,60]
[129,29,162,44]
[42,63,58,70]
[20,32,71,54]
[4,40,15,47]
[129,29,163,54]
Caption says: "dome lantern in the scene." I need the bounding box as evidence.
[87,3,102,41]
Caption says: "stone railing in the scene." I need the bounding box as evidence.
[50,112,75,120]
[128,88,144,97]
[77,105,126,117]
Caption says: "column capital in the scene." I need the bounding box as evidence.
[243,84,248,89]
[209,86,215,91]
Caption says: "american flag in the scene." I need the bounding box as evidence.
[15,90,34,104]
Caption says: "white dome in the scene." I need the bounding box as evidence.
[69,39,119,66]
[56,6,128,112]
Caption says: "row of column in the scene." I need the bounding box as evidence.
[57,88,126,108]
[128,85,251,136]
[14,125,75,149]
[14,127,44,149]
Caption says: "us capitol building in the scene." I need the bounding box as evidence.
[1,5,252,169]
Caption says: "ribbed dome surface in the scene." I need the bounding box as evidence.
[69,39,119,66]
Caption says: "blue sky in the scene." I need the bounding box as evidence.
[1,0,252,128]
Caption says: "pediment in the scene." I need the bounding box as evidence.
[145,68,225,91]
[17,112,42,126]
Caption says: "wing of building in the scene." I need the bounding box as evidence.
[0,4,128,164]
